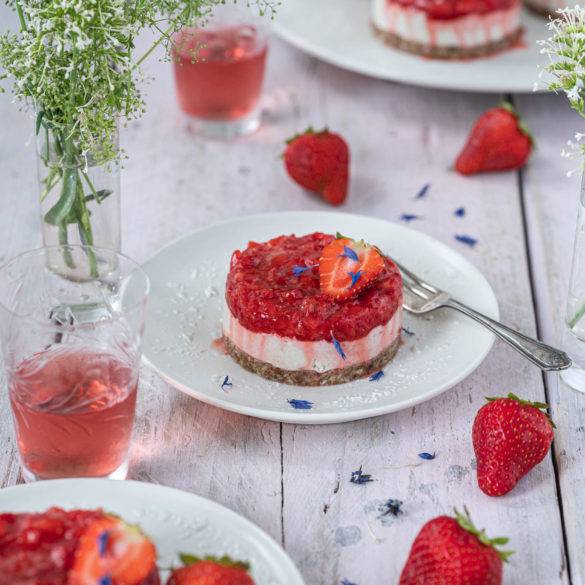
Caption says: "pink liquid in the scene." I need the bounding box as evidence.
[9,347,138,480]
[172,25,267,119]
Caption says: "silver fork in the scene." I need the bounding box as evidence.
[395,259,572,371]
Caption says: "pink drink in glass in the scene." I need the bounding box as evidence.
[9,346,138,480]
[172,25,267,121]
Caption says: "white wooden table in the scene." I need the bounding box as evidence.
[1,8,585,584]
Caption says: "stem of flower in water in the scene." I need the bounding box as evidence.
[74,174,98,278]
[568,300,585,329]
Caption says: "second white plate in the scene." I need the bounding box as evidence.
[0,479,304,585]
[141,211,497,424]
[272,0,547,93]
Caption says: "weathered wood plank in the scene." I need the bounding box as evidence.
[516,91,585,585]
[275,53,568,584]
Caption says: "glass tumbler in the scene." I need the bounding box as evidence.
[0,246,149,482]
[172,2,269,139]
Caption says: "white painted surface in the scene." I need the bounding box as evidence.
[0,5,582,583]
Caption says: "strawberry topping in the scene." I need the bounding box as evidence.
[225,233,402,342]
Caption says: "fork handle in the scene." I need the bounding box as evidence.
[445,299,572,371]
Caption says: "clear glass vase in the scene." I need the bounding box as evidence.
[561,173,585,391]
[36,122,121,277]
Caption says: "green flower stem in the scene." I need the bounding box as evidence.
[133,19,178,69]
[57,224,75,269]
[74,174,98,278]
[41,166,62,202]
[14,0,27,32]
[568,300,585,329]
[80,169,100,204]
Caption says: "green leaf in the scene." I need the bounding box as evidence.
[178,553,250,571]
[453,507,514,563]
[35,110,44,135]
[84,189,113,204]
[44,169,77,226]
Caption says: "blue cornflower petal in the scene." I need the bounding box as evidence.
[379,499,403,517]
[288,399,314,410]
[350,466,373,484]
[348,270,363,289]
[292,264,317,276]
[415,183,430,199]
[339,245,359,262]
[369,370,385,382]
[98,576,113,585]
[455,207,466,217]
[341,580,357,585]
[418,452,436,460]
[455,234,477,248]
[97,530,110,558]
[331,334,346,360]
[400,213,421,223]
[220,375,233,390]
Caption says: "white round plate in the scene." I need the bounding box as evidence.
[141,211,498,424]
[0,479,304,585]
[271,0,547,93]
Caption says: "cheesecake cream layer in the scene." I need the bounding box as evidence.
[372,0,521,48]
[223,303,403,373]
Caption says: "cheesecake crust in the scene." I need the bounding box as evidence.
[372,20,523,60]
[224,335,402,386]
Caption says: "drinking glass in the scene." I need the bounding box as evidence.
[0,246,149,482]
[172,2,269,139]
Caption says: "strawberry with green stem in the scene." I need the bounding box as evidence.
[283,127,349,206]
[399,507,512,585]
[473,392,554,496]
[167,554,254,585]
[455,103,533,175]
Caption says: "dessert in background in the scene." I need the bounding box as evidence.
[371,0,522,59]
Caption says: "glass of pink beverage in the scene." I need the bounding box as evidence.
[172,3,268,139]
[0,246,149,482]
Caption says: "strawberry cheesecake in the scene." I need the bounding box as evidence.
[223,233,403,386]
[0,507,160,585]
[371,0,522,59]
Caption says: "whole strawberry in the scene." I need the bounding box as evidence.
[455,103,533,175]
[167,554,254,585]
[283,127,349,205]
[399,508,512,585]
[473,392,554,497]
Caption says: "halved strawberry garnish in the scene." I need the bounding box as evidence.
[69,516,157,585]
[319,236,385,301]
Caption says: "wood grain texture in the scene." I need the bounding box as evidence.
[517,92,585,585]
[273,49,567,584]
[0,5,578,583]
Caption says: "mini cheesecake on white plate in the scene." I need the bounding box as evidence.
[223,233,403,386]
[371,0,523,59]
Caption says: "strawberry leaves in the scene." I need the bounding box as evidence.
[454,507,514,562]
[485,392,555,428]
[179,553,250,572]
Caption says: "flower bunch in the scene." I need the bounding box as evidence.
[0,0,276,165]
[538,6,585,165]
[0,0,276,276]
